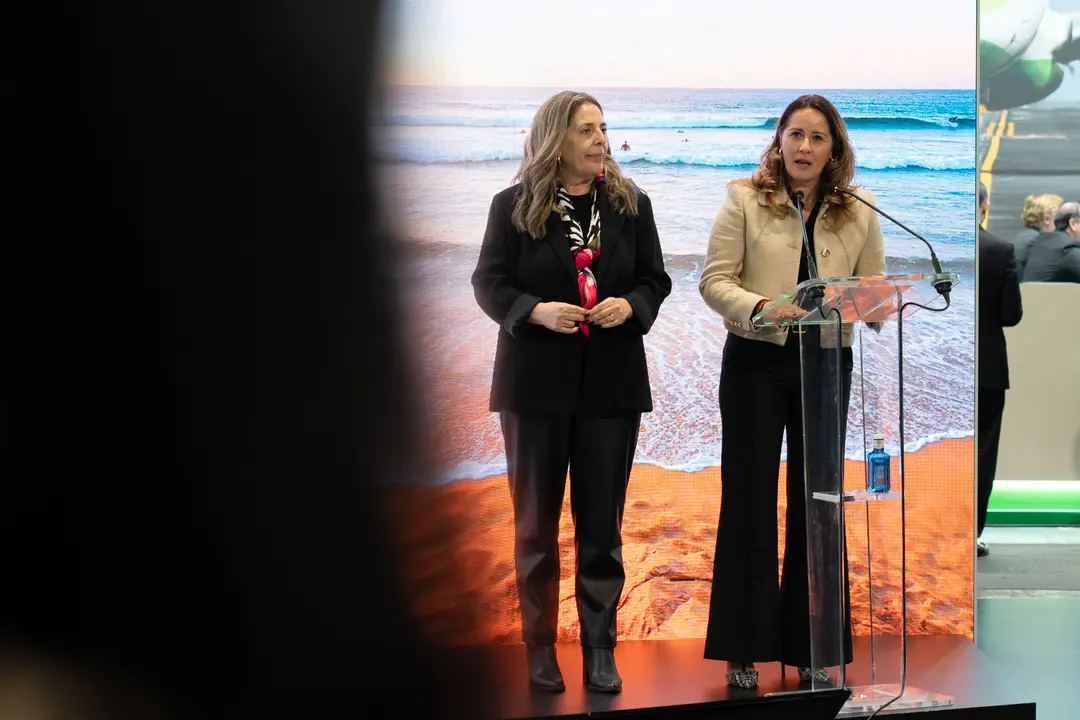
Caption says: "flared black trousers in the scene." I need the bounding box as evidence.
[704,330,854,668]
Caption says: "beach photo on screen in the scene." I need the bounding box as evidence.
[378,0,978,645]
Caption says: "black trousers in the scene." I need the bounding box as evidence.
[977,387,1006,538]
[704,331,854,668]
[499,410,641,648]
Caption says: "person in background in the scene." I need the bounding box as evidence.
[977,182,1023,557]
[1011,193,1063,277]
[471,90,671,695]
[1020,201,1080,283]
[698,94,885,690]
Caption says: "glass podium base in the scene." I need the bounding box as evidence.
[837,685,955,716]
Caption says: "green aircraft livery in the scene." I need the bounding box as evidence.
[981,0,1080,109]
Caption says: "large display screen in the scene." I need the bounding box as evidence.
[381,0,978,645]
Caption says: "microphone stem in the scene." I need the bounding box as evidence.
[834,187,950,298]
[836,188,944,274]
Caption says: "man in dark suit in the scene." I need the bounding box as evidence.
[977,182,1023,557]
[1021,200,1080,283]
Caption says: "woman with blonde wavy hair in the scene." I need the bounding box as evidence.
[1012,192,1063,276]
[471,90,671,694]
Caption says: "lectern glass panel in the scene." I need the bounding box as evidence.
[757,274,960,713]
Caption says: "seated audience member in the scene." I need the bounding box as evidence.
[1012,193,1063,277]
[1021,201,1080,283]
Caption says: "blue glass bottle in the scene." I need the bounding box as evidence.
[867,434,891,493]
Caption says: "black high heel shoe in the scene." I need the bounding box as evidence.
[583,648,622,693]
[526,645,565,692]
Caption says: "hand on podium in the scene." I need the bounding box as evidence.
[771,302,808,321]
[752,300,807,329]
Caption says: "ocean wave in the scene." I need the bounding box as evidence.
[623,157,973,172]
[386,148,974,172]
[401,237,975,487]
[435,429,975,484]
[384,113,977,131]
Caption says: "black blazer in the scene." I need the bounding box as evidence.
[1020,230,1080,283]
[978,229,1023,390]
[471,183,672,415]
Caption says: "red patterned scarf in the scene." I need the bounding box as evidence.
[555,178,603,335]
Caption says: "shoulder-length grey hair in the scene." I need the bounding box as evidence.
[512,91,639,240]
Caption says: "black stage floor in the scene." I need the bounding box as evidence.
[980,105,1080,240]
[440,635,1035,719]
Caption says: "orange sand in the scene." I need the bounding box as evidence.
[386,438,974,646]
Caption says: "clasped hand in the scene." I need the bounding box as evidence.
[528,298,634,334]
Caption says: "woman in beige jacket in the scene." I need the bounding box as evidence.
[698,94,886,689]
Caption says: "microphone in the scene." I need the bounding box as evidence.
[791,191,826,301]
[833,186,952,300]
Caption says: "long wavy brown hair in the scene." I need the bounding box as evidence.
[512,91,639,240]
[735,94,858,230]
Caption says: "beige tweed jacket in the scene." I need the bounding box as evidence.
[699,182,887,346]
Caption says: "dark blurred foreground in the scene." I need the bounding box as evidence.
[2,2,493,718]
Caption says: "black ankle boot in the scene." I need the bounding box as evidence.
[526,645,565,692]
[583,648,622,693]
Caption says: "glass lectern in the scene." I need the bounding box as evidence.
[756,273,960,716]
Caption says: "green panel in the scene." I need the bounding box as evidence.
[989,511,1080,526]
[987,480,1080,526]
